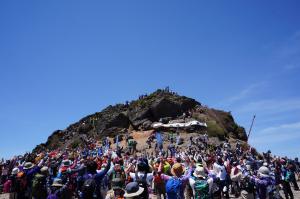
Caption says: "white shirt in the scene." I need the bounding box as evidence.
[129,172,153,186]
[213,163,227,181]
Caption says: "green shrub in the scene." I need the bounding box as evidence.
[206,120,224,138]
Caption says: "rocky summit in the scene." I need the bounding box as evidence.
[33,89,247,152]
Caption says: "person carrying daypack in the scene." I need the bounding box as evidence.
[111,161,126,189]
[160,162,192,199]
[32,173,47,199]
[135,172,148,199]
[282,165,294,199]
[128,160,153,199]
[79,153,112,199]
[82,176,97,199]
[189,166,210,199]
[47,178,69,199]
[166,177,182,199]
[32,166,49,199]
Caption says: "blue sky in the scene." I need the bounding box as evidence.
[0,1,299,159]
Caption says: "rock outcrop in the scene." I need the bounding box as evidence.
[33,89,247,152]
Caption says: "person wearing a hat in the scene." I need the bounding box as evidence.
[158,161,193,199]
[23,159,44,199]
[128,159,153,199]
[247,166,275,199]
[189,166,212,198]
[123,182,144,199]
[48,178,69,198]
[32,166,49,199]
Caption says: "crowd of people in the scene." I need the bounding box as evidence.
[0,131,299,199]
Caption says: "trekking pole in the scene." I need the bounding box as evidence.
[247,115,256,141]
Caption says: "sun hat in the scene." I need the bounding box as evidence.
[171,163,184,177]
[124,182,144,198]
[12,168,20,175]
[258,166,270,177]
[24,162,35,170]
[52,178,63,187]
[193,166,207,178]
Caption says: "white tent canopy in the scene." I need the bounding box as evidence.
[152,120,207,128]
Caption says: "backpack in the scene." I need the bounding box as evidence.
[285,171,293,182]
[135,172,148,199]
[82,178,97,199]
[112,170,125,187]
[193,178,209,199]
[32,173,47,198]
[128,139,134,147]
[166,177,182,199]
[47,192,59,199]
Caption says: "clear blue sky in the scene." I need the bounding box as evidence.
[1,1,300,159]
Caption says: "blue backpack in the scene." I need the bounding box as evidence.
[47,194,58,199]
[166,177,182,199]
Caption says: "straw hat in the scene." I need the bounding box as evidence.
[171,163,184,177]
[124,182,144,198]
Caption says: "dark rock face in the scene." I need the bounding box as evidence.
[33,89,247,152]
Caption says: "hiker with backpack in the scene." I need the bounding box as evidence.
[23,159,45,199]
[128,159,153,199]
[47,178,70,199]
[78,152,112,199]
[282,164,295,199]
[32,166,49,199]
[127,139,136,155]
[189,166,212,199]
[246,166,275,199]
[107,158,126,197]
[158,160,193,199]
